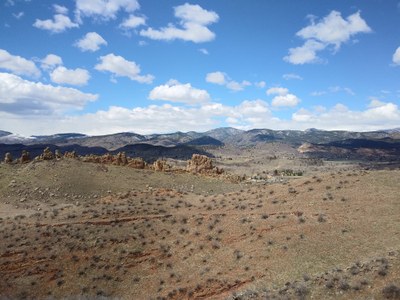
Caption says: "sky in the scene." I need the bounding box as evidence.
[0,0,400,136]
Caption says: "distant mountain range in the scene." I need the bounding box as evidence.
[1,127,400,161]
[1,127,400,148]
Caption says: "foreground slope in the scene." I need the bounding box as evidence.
[0,160,399,299]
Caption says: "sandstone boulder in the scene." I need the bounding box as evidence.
[114,152,128,166]
[153,159,170,172]
[128,157,146,169]
[186,154,223,175]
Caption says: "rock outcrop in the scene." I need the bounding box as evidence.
[153,159,170,172]
[20,150,30,163]
[55,149,62,159]
[186,154,223,175]
[4,152,13,164]
[64,151,78,159]
[114,152,128,166]
[40,147,54,160]
[127,157,146,169]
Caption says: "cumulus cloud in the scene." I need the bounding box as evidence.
[267,87,300,107]
[393,46,400,65]
[119,14,146,29]
[40,54,63,70]
[284,39,325,65]
[50,66,90,86]
[75,0,140,22]
[0,72,97,115]
[149,80,210,104]
[140,3,219,43]
[95,53,154,84]
[266,87,289,96]
[0,49,40,77]
[285,11,371,64]
[75,32,107,52]
[2,96,399,136]
[0,99,273,136]
[206,71,252,91]
[206,71,226,85]
[53,4,68,15]
[33,14,79,33]
[291,100,400,131]
[226,80,251,92]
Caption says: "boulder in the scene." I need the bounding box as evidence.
[114,152,128,166]
[55,149,62,159]
[127,157,146,169]
[41,147,54,160]
[186,154,223,175]
[64,151,78,159]
[4,152,13,164]
[19,150,30,163]
[153,159,170,172]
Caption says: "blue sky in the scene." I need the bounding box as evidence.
[0,0,400,136]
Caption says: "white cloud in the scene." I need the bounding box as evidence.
[33,14,79,33]
[226,80,251,92]
[75,0,139,22]
[311,86,355,96]
[95,53,154,84]
[0,72,97,115]
[283,73,303,80]
[206,71,251,91]
[199,48,209,55]
[255,81,266,88]
[13,11,24,19]
[284,39,325,65]
[140,3,219,43]
[53,4,68,15]
[271,94,300,107]
[393,47,400,65]
[2,96,399,136]
[285,11,371,64]
[206,71,226,85]
[267,87,300,107]
[0,99,272,136]
[0,49,40,77]
[290,100,400,131]
[50,66,90,86]
[266,87,289,96]
[119,14,146,29]
[40,54,63,70]
[75,32,107,52]
[149,80,210,104]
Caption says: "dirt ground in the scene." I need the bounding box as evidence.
[0,158,399,299]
